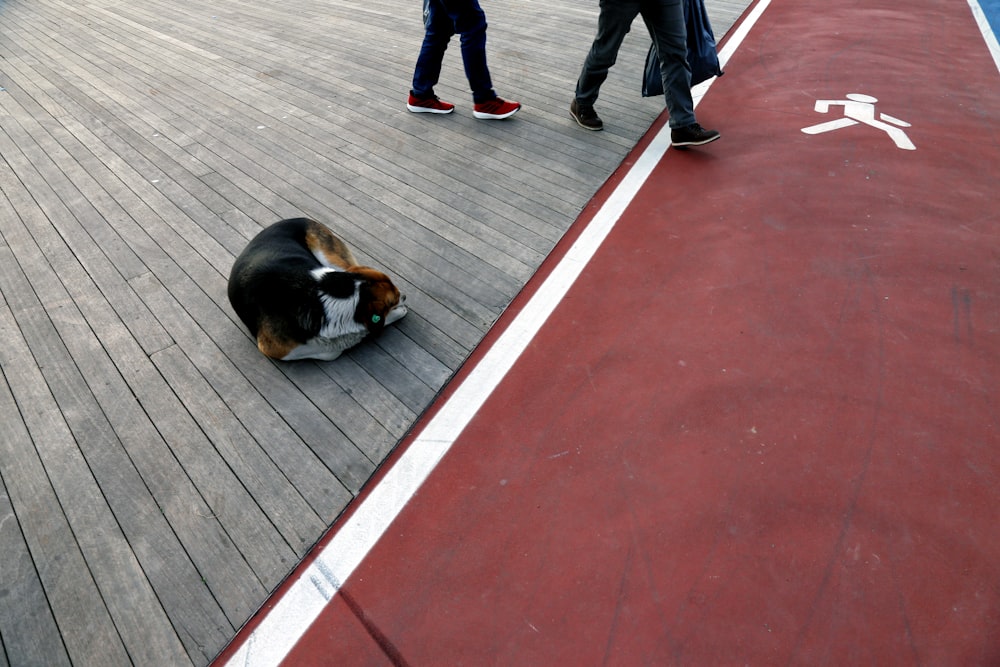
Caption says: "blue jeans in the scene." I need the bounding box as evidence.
[575,0,695,128]
[411,0,497,104]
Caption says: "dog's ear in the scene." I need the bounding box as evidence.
[317,271,358,299]
[353,272,403,336]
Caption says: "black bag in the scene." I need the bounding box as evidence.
[642,0,723,97]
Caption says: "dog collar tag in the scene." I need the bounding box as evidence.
[371,314,382,324]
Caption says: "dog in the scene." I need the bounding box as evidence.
[228,218,407,361]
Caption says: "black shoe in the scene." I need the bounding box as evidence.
[671,123,720,147]
[570,99,603,131]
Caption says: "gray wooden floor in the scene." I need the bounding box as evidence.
[0,0,749,664]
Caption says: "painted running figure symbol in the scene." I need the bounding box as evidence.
[801,93,915,150]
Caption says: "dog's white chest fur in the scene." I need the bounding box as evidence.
[279,268,367,361]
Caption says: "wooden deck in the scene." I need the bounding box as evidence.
[0,0,750,664]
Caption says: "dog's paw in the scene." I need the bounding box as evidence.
[385,304,408,326]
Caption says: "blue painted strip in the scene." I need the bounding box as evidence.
[970,0,1000,72]
[981,0,1000,34]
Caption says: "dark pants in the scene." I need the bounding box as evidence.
[411,0,497,104]
[575,0,695,128]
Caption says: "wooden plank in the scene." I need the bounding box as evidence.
[8,307,194,667]
[0,384,72,667]
[348,336,445,415]
[130,269,368,510]
[0,14,486,376]
[0,33,371,506]
[0,252,138,667]
[39,0,568,279]
[150,343,331,542]
[42,0,545,295]
[0,99,298,587]
[0,134,262,646]
[0,214,231,663]
[0,82,374,502]
[0,102,322,585]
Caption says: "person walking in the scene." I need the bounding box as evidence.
[570,0,720,146]
[407,0,521,120]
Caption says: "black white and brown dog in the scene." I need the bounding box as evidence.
[228,218,407,361]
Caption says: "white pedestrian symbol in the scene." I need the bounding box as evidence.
[801,93,915,150]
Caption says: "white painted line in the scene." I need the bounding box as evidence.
[967,0,1000,73]
[222,2,771,665]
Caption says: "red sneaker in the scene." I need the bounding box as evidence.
[473,97,521,120]
[407,94,455,114]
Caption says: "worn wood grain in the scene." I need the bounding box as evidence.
[0,377,73,667]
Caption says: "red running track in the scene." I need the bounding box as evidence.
[217,0,1000,664]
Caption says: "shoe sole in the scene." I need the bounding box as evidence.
[407,104,454,114]
[570,111,603,131]
[473,107,520,120]
[672,133,721,147]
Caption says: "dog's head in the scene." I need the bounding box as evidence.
[351,267,407,335]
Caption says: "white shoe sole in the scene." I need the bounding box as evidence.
[407,104,454,114]
[473,106,520,120]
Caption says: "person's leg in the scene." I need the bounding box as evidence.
[435,0,496,103]
[640,0,695,128]
[575,0,640,106]
[411,0,455,99]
